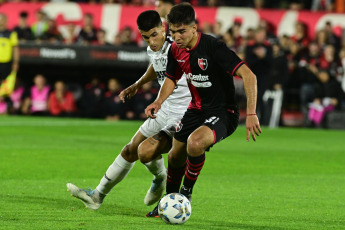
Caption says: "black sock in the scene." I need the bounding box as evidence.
[166,164,186,194]
[180,154,205,197]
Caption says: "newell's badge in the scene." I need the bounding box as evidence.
[176,121,183,132]
[198,58,208,71]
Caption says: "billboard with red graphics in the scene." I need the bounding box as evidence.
[1,3,345,42]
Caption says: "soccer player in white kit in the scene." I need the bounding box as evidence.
[66,10,191,211]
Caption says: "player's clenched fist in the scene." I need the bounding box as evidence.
[145,101,162,118]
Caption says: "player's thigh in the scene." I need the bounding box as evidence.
[138,131,172,163]
[168,138,188,168]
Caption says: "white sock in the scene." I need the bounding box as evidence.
[96,154,135,195]
[144,156,166,181]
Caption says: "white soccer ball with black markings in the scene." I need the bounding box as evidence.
[158,193,192,225]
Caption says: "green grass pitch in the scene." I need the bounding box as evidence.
[0,116,344,229]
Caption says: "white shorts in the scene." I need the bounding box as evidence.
[139,106,185,138]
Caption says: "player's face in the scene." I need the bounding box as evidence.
[155,0,166,18]
[139,25,166,52]
[169,23,197,49]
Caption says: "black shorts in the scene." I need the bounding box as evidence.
[174,108,239,151]
[0,62,12,81]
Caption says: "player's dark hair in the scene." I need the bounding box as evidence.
[137,10,162,31]
[160,0,175,4]
[167,3,195,26]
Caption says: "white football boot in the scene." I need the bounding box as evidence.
[144,174,167,206]
[66,183,102,210]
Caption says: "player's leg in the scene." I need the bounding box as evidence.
[179,125,213,200]
[67,130,146,210]
[138,131,171,205]
[146,138,187,217]
[180,111,239,200]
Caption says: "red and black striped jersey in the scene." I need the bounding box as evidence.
[166,32,244,111]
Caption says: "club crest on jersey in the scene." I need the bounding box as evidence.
[198,58,208,71]
[176,121,183,132]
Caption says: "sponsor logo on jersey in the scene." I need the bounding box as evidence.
[177,59,185,63]
[198,58,208,71]
[185,73,212,88]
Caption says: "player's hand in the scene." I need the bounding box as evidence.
[119,85,138,103]
[145,101,161,119]
[246,115,261,142]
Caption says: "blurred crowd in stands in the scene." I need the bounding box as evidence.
[0,0,345,12]
[1,0,345,128]
[0,74,159,121]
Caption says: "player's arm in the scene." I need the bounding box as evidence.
[145,77,176,118]
[235,65,262,142]
[119,64,157,102]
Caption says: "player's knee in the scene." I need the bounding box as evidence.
[187,135,205,156]
[138,142,154,164]
[121,143,138,162]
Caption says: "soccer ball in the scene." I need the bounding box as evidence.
[158,193,192,225]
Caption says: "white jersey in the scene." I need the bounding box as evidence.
[147,36,191,113]
[139,36,191,138]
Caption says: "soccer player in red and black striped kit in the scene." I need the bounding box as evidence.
[145,3,262,216]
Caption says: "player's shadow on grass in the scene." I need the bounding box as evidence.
[4,194,145,218]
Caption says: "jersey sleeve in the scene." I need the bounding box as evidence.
[165,46,182,82]
[10,31,18,47]
[211,40,244,76]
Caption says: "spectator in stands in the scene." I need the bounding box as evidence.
[340,47,345,93]
[319,44,339,78]
[31,10,49,41]
[245,26,273,123]
[311,0,334,11]
[291,21,310,51]
[213,21,223,39]
[63,23,78,45]
[21,74,50,116]
[118,26,137,46]
[102,78,124,121]
[78,13,98,45]
[9,78,25,115]
[229,18,243,50]
[80,77,105,118]
[299,41,321,125]
[262,43,289,127]
[156,0,174,19]
[43,19,63,44]
[132,81,158,120]
[323,21,341,49]
[48,80,76,117]
[113,33,122,46]
[258,19,277,44]
[308,70,344,127]
[0,77,25,115]
[222,30,234,49]
[92,28,112,46]
[14,11,34,42]
[202,22,215,37]
[315,29,329,50]
[279,34,291,55]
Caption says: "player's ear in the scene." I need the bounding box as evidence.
[192,23,197,33]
